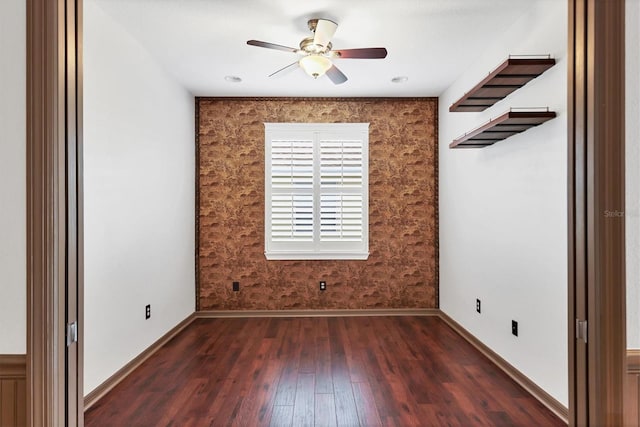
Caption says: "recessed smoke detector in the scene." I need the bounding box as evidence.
[391,76,408,83]
[224,75,242,83]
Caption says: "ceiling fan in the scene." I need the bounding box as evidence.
[247,19,388,85]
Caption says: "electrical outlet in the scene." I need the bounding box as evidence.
[145,304,151,320]
[512,320,518,336]
[319,281,326,291]
[476,299,481,314]
[232,281,239,292]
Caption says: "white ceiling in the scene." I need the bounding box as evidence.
[93,0,544,97]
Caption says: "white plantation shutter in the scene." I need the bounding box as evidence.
[271,139,314,188]
[269,139,314,243]
[265,123,369,260]
[271,194,314,241]
[320,194,363,241]
[320,139,364,187]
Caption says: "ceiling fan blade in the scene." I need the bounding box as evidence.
[247,40,298,53]
[326,64,348,85]
[331,47,388,59]
[268,61,300,78]
[313,19,338,48]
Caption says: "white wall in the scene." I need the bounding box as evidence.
[84,0,195,394]
[626,0,640,350]
[439,1,568,406]
[0,0,26,355]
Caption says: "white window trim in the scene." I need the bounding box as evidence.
[264,123,369,260]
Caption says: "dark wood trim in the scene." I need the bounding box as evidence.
[196,308,440,318]
[73,0,85,424]
[587,1,626,425]
[26,0,83,425]
[64,0,82,424]
[197,96,438,102]
[194,98,200,311]
[83,313,197,411]
[434,99,440,308]
[0,355,27,427]
[629,350,640,374]
[569,0,626,425]
[567,0,586,424]
[438,312,569,423]
[0,355,27,379]
[26,0,66,425]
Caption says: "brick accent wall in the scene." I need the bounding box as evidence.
[197,98,438,310]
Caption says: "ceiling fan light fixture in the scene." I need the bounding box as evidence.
[299,55,332,79]
[247,18,387,85]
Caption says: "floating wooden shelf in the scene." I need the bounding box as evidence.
[449,57,556,112]
[449,110,556,149]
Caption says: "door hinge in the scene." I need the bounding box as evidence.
[66,321,78,347]
[576,319,587,343]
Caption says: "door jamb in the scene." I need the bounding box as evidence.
[26,0,83,425]
[568,0,626,425]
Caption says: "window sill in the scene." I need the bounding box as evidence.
[265,251,369,261]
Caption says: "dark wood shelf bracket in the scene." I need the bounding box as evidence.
[449,55,556,112]
[449,109,556,149]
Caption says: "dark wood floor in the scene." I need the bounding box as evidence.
[85,316,565,427]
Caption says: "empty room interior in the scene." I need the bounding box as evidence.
[1,0,639,426]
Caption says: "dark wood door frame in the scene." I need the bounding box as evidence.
[568,0,626,425]
[26,0,83,425]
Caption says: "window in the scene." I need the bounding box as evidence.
[264,123,369,260]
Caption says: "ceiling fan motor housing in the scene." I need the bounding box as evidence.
[300,37,332,54]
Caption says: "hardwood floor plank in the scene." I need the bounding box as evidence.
[333,389,360,427]
[398,357,445,405]
[328,318,361,426]
[292,373,315,427]
[273,370,298,407]
[204,320,272,423]
[84,317,566,427]
[336,318,368,383]
[351,381,382,427]
[203,377,245,423]
[315,319,333,394]
[386,380,423,426]
[314,393,337,427]
[269,405,294,427]
[273,321,302,407]
[360,350,402,419]
[298,318,317,374]
[235,358,281,426]
[444,381,494,426]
